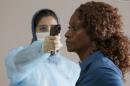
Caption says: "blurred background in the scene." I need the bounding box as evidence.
[0,0,130,86]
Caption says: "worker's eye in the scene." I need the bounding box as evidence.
[37,25,49,32]
[39,25,48,31]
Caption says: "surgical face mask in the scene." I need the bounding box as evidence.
[36,32,49,41]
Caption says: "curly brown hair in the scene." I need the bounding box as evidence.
[77,1,130,78]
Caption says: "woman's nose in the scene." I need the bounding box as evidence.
[65,30,71,38]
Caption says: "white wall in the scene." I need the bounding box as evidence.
[0,0,130,86]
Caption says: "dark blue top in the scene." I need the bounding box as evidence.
[76,51,124,86]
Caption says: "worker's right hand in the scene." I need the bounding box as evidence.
[43,35,63,53]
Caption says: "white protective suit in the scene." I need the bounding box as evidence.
[5,40,80,86]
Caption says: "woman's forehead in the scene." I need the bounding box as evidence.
[69,11,80,26]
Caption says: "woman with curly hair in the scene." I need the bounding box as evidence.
[65,1,130,86]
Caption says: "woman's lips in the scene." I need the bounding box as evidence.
[66,40,72,46]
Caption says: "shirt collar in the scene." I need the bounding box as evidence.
[80,51,104,72]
